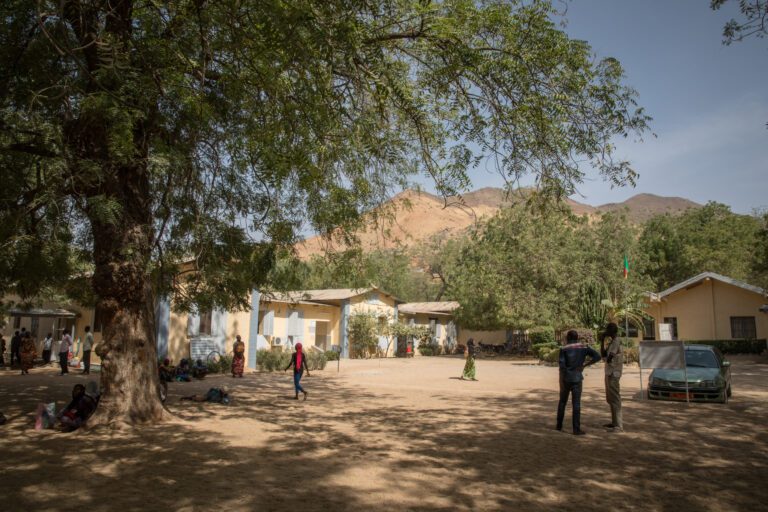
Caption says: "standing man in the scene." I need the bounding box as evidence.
[557,330,601,435]
[10,330,21,367]
[601,322,624,432]
[42,333,54,365]
[59,329,73,376]
[82,326,94,375]
[0,334,6,367]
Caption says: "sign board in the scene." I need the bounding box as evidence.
[639,341,685,369]
[658,323,674,341]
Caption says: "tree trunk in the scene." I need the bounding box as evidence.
[86,172,169,425]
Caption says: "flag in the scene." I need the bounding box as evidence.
[623,255,629,279]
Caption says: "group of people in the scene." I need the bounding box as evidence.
[556,322,623,435]
[159,357,208,382]
[459,325,623,436]
[0,326,94,377]
[1,328,41,375]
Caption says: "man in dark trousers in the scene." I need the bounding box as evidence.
[557,330,601,435]
[10,330,21,367]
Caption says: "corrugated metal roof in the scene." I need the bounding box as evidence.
[398,301,460,315]
[8,308,79,318]
[658,272,766,299]
[262,287,403,305]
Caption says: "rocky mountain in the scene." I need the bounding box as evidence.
[296,187,700,258]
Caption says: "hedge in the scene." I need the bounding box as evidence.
[684,339,767,354]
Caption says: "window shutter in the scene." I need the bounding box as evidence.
[264,310,274,336]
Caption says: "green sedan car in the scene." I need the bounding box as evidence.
[648,345,732,403]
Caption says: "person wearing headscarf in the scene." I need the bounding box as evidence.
[58,383,98,431]
[284,341,310,400]
[176,358,191,382]
[460,338,477,381]
[231,334,245,378]
[20,333,37,375]
[192,358,208,379]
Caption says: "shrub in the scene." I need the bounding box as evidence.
[256,349,291,372]
[417,344,434,356]
[623,347,639,365]
[306,350,328,371]
[531,341,559,359]
[348,312,378,358]
[529,326,555,346]
[540,346,560,364]
[325,350,340,361]
[206,354,234,374]
[684,339,766,354]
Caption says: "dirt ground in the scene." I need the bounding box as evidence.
[1,355,767,512]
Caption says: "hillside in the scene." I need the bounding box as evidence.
[296,188,700,259]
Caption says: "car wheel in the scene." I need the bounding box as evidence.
[717,388,728,404]
[727,384,732,398]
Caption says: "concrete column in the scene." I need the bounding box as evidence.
[155,296,171,359]
[340,299,350,358]
[248,289,261,369]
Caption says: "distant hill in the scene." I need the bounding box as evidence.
[296,188,700,258]
[596,193,700,222]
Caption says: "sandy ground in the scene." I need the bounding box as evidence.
[1,355,767,512]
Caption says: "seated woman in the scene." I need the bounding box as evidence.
[58,384,98,431]
[175,358,191,382]
[192,359,208,379]
[158,358,175,383]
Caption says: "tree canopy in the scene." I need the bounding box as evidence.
[0,0,649,425]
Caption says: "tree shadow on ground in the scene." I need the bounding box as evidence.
[1,362,767,511]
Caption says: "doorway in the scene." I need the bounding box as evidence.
[314,321,329,350]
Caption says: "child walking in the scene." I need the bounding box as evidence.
[284,342,310,400]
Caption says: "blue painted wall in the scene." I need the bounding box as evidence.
[340,299,350,358]
[155,296,171,359]
[248,289,260,369]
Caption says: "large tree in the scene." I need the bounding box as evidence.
[0,0,648,426]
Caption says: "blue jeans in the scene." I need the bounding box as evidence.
[557,377,583,433]
[293,372,305,394]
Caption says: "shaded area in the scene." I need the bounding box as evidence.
[1,356,767,511]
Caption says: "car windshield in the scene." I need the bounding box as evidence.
[685,350,719,368]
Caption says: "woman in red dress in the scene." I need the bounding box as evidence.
[231,335,245,378]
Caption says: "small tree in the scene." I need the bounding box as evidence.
[380,319,430,358]
[347,312,379,359]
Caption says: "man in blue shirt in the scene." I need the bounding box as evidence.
[557,330,601,435]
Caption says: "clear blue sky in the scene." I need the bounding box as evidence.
[425,1,768,214]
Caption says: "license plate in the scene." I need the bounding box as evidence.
[671,392,690,399]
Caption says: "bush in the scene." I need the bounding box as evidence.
[623,347,639,365]
[306,350,328,371]
[325,350,340,361]
[540,346,560,364]
[256,349,291,372]
[416,341,442,356]
[531,341,559,359]
[255,349,327,371]
[206,354,234,374]
[684,339,766,354]
[529,326,555,346]
[417,345,432,356]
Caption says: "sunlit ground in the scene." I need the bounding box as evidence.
[1,354,766,511]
